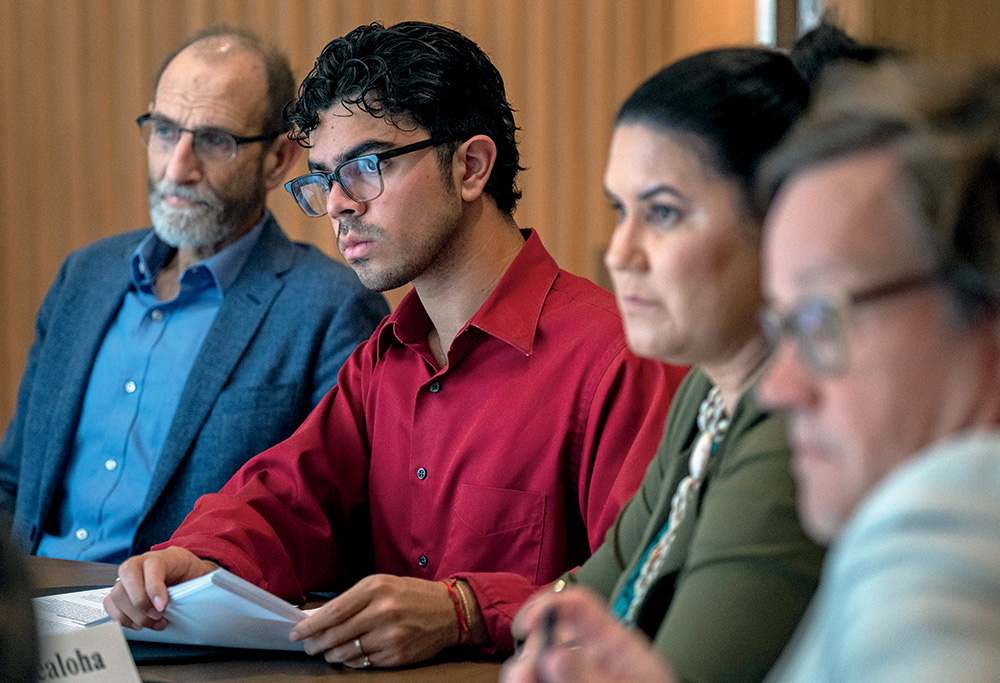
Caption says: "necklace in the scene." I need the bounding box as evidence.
[622,385,732,625]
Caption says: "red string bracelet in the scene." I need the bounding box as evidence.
[453,580,473,633]
[442,578,469,645]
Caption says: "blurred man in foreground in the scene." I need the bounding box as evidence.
[758,58,1000,682]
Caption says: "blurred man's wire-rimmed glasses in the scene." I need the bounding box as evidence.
[137,113,280,163]
[284,135,457,216]
[759,271,942,376]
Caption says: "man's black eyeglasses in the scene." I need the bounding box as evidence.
[284,136,456,216]
[137,114,280,163]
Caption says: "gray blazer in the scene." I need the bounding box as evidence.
[0,216,389,555]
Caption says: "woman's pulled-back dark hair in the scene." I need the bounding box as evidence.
[286,21,523,216]
[617,48,809,219]
[790,20,898,87]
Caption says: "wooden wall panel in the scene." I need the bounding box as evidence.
[0,0,754,426]
[832,0,1000,66]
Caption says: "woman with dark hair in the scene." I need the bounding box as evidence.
[501,44,840,683]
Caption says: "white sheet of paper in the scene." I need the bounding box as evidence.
[33,586,114,635]
[37,622,142,682]
[32,570,322,651]
[125,569,310,650]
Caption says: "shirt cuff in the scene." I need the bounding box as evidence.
[449,570,543,655]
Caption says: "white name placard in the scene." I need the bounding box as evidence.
[37,622,141,682]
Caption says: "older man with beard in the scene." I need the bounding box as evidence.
[0,26,388,564]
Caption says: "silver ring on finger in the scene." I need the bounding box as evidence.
[354,637,365,656]
[363,654,371,668]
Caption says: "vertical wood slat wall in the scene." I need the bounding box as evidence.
[0,0,755,426]
[833,0,1000,65]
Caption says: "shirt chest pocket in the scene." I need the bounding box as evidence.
[445,483,547,583]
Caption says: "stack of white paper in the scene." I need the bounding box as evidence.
[34,569,311,651]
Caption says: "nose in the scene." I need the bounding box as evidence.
[325,180,368,225]
[604,216,647,273]
[161,132,204,186]
[758,340,820,413]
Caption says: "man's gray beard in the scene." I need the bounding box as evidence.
[148,179,251,248]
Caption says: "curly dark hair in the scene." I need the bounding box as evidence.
[287,21,523,216]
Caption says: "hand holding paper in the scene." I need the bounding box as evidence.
[104,546,219,631]
[39,566,317,651]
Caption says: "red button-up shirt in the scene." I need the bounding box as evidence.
[157,230,686,652]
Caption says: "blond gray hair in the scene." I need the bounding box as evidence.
[759,60,1000,322]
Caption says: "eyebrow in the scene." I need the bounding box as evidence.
[308,139,398,173]
[638,184,685,201]
[603,184,686,204]
[146,111,236,135]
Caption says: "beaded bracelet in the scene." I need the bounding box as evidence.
[442,578,469,645]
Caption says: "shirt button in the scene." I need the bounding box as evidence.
[417,467,427,480]
[124,380,137,394]
[75,528,89,541]
[418,555,428,568]
[150,310,164,322]
[428,381,441,394]
[104,459,118,471]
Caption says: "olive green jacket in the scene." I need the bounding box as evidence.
[565,369,824,683]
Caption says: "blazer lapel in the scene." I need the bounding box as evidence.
[612,373,711,603]
[36,237,139,522]
[142,219,295,514]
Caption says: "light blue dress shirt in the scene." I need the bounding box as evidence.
[36,217,266,562]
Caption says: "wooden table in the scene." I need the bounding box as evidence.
[29,556,502,683]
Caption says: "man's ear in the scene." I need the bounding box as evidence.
[454,135,497,203]
[261,136,304,190]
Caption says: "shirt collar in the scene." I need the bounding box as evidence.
[376,228,559,358]
[131,210,270,295]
